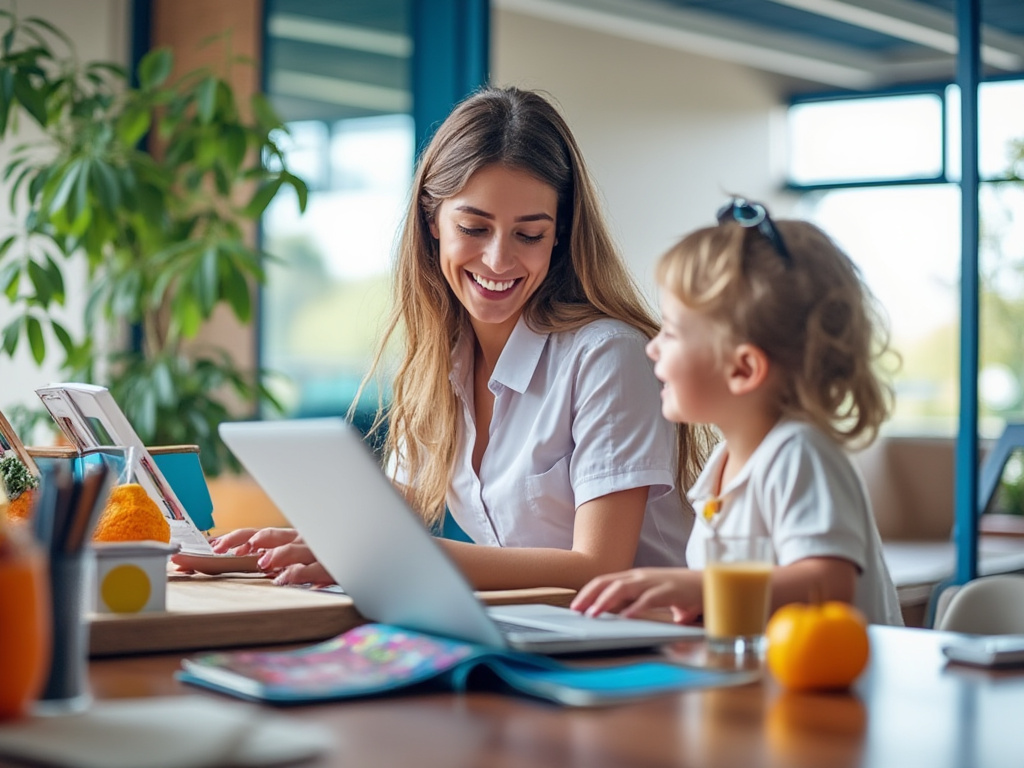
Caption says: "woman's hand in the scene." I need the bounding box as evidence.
[203,527,335,586]
[570,567,703,624]
[255,538,334,586]
[209,527,298,555]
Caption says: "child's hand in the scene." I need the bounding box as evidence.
[570,567,703,624]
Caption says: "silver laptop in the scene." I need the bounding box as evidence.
[219,418,702,654]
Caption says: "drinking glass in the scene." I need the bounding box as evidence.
[703,536,773,655]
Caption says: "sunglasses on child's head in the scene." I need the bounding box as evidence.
[716,198,792,263]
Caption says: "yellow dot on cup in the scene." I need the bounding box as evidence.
[101,564,152,613]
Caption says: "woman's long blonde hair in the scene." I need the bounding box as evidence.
[360,86,713,527]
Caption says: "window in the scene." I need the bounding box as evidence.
[260,1,414,425]
[788,80,1024,437]
[788,93,944,185]
[259,0,488,427]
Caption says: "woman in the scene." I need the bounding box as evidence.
[211,87,713,590]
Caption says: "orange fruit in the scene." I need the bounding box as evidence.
[0,524,51,720]
[93,484,171,543]
[765,601,869,692]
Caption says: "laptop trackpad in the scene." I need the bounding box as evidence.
[488,603,677,638]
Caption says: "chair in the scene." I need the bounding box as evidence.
[934,574,1024,633]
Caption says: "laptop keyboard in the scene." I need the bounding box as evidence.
[492,619,562,636]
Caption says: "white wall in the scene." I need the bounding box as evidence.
[492,8,799,304]
[0,0,127,417]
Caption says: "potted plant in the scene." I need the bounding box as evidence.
[0,8,307,476]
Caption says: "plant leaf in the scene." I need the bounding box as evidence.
[24,16,74,50]
[1,317,21,356]
[134,385,158,442]
[0,234,15,260]
[12,70,48,126]
[27,259,53,306]
[0,69,12,134]
[195,245,219,315]
[138,48,173,90]
[283,171,309,212]
[242,177,283,219]
[250,93,283,132]
[66,195,93,239]
[223,264,251,322]
[0,261,20,301]
[51,321,74,356]
[45,158,82,215]
[196,76,217,124]
[215,80,236,121]
[152,359,175,404]
[8,164,36,209]
[117,106,151,147]
[45,254,66,305]
[70,158,91,224]
[174,294,203,339]
[25,316,45,364]
[87,60,128,77]
[90,160,121,214]
[27,165,51,203]
[220,124,247,172]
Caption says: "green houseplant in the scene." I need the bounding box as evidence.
[0,9,307,475]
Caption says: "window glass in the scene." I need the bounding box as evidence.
[789,78,1024,437]
[262,114,412,418]
[261,1,413,423]
[795,186,960,435]
[788,94,944,185]
[985,448,1024,516]
[979,181,1024,428]
[793,178,1024,438]
[946,80,1024,181]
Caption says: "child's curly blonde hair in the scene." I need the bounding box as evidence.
[656,207,896,449]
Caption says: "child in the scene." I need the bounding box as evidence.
[571,198,904,626]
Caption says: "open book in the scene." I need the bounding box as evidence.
[35,383,213,554]
[178,623,758,707]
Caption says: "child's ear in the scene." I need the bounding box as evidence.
[725,343,770,395]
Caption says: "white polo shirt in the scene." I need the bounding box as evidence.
[445,315,691,567]
[686,419,903,626]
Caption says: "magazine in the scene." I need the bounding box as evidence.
[178,623,759,707]
[35,383,213,554]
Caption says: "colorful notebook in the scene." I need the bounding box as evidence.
[178,624,758,707]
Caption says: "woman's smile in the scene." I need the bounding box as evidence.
[468,271,521,294]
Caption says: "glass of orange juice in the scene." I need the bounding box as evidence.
[703,536,773,654]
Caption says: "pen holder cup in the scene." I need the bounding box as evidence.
[36,551,94,715]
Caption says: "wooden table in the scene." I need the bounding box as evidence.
[74,626,1024,768]
[89,576,575,656]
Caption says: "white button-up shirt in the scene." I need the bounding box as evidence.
[446,315,691,567]
[686,419,903,625]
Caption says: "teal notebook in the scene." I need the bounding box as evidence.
[178,624,758,707]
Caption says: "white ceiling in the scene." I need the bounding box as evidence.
[496,0,1024,89]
